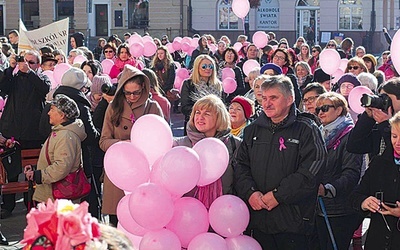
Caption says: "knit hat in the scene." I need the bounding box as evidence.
[91,75,111,95]
[363,54,377,68]
[231,96,254,119]
[313,68,331,83]
[337,73,361,89]
[51,94,80,119]
[61,67,88,90]
[260,63,282,75]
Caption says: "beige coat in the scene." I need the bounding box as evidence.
[33,119,87,203]
[99,65,163,214]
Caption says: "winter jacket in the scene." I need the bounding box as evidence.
[32,119,87,202]
[173,124,241,195]
[99,65,163,215]
[349,147,400,249]
[234,105,327,234]
[151,62,176,94]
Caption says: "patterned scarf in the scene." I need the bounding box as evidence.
[322,114,354,150]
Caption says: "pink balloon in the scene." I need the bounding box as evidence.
[319,49,340,75]
[166,197,209,248]
[128,34,144,44]
[166,43,175,53]
[174,61,181,69]
[209,195,250,238]
[187,46,196,57]
[181,42,191,53]
[192,138,229,186]
[223,77,237,94]
[142,35,154,44]
[181,37,192,45]
[117,223,143,248]
[117,195,149,236]
[140,229,181,250]
[339,58,349,72]
[104,141,150,191]
[152,147,200,196]
[252,31,269,49]
[233,42,242,53]
[54,63,72,85]
[222,68,235,80]
[191,38,199,48]
[101,59,114,75]
[331,68,344,82]
[391,29,400,73]
[172,40,182,51]
[42,70,57,89]
[130,42,144,58]
[225,235,262,250]
[209,44,217,54]
[130,114,173,166]
[242,59,260,76]
[232,0,250,19]
[348,86,373,114]
[129,183,174,230]
[176,68,190,79]
[143,41,157,57]
[188,233,228,250]
[73,55,87,64]
[0,96,4,110]
[173,37,182,43]
[173,76,184,91]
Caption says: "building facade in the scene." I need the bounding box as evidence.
[0,0,397,53]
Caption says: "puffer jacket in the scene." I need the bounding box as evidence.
[234,105,327,234]
[33,119,87,202]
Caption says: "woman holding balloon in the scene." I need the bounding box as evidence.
[181,55,222,135]
[174,94,241,208]
[99,64,163,226]
[109,43,142,79]
[219,47,245,103]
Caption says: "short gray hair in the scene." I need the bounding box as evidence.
[261,75,295,100]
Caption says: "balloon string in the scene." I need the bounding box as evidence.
[242,18,245,34]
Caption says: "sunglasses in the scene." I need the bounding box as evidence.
[312,50,318,53]
[123,89,142,96]
[104,50,114,53]
[347,65,359,70]
[327,44,335,47]
[315,105,335,115]
[303,95,319,104]
[201,64,214,70]
[28,60,38,65]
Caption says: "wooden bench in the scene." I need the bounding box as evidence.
[1,148,41,195]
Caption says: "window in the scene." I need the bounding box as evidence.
[128,0,149,29]
[21,0,39,30]
[55,0,74,30]
[339,0,363,30]
[218,0,238,30]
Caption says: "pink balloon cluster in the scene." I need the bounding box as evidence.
[102,114,261,249]
[168,36,198,56]
[127,33,157,57]
[174,68,191,91]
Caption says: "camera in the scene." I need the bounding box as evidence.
[101,83,117,96]
[360,93,392,111]
[376,191,398,208]
[15,55,25,62]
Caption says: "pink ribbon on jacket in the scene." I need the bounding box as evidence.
[279,137,287,151]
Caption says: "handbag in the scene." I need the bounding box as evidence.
[44,135,91,200]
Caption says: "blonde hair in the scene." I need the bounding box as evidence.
[345,57,368,74]
[190,55,222,92]
[188,94,230,132]
[316,92,349,116]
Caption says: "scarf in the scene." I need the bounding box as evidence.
[230,122,246,137]
[322,114,353,150]
[114,58,138,71]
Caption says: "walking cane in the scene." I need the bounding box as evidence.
[318,197,338,250]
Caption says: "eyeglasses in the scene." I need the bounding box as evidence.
[327,44,336,47]
[123,89,143,96]
[28,61,38,65]
[340,83,354,90]
[315,105,335,115]
[201,64,214,70]
[303,95,319,104]
[347,65,360,70]
[312,50,318,53]
[274,55,286,61]
[104,50,114,53]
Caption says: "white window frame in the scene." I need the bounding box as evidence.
[338,0,363,31]
[217,0,239,31]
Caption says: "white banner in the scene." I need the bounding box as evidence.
[18,18,69,54]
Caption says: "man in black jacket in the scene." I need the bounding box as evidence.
[0,50,50,218]
[234,75,326,249]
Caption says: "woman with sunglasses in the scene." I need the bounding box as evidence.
[315,92,363,250]
[181,55,222,135]
[325,40,338,50]
[348,112,400,249]
[308,45,321,74]
[109,43,142,79]
[344,57,368,76]
[100,43,117,62]
[219,47,245,103]
[99,64,163,226]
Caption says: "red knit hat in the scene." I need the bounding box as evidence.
[231,96,254,119]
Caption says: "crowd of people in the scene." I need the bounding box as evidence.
[0,28,399,249]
